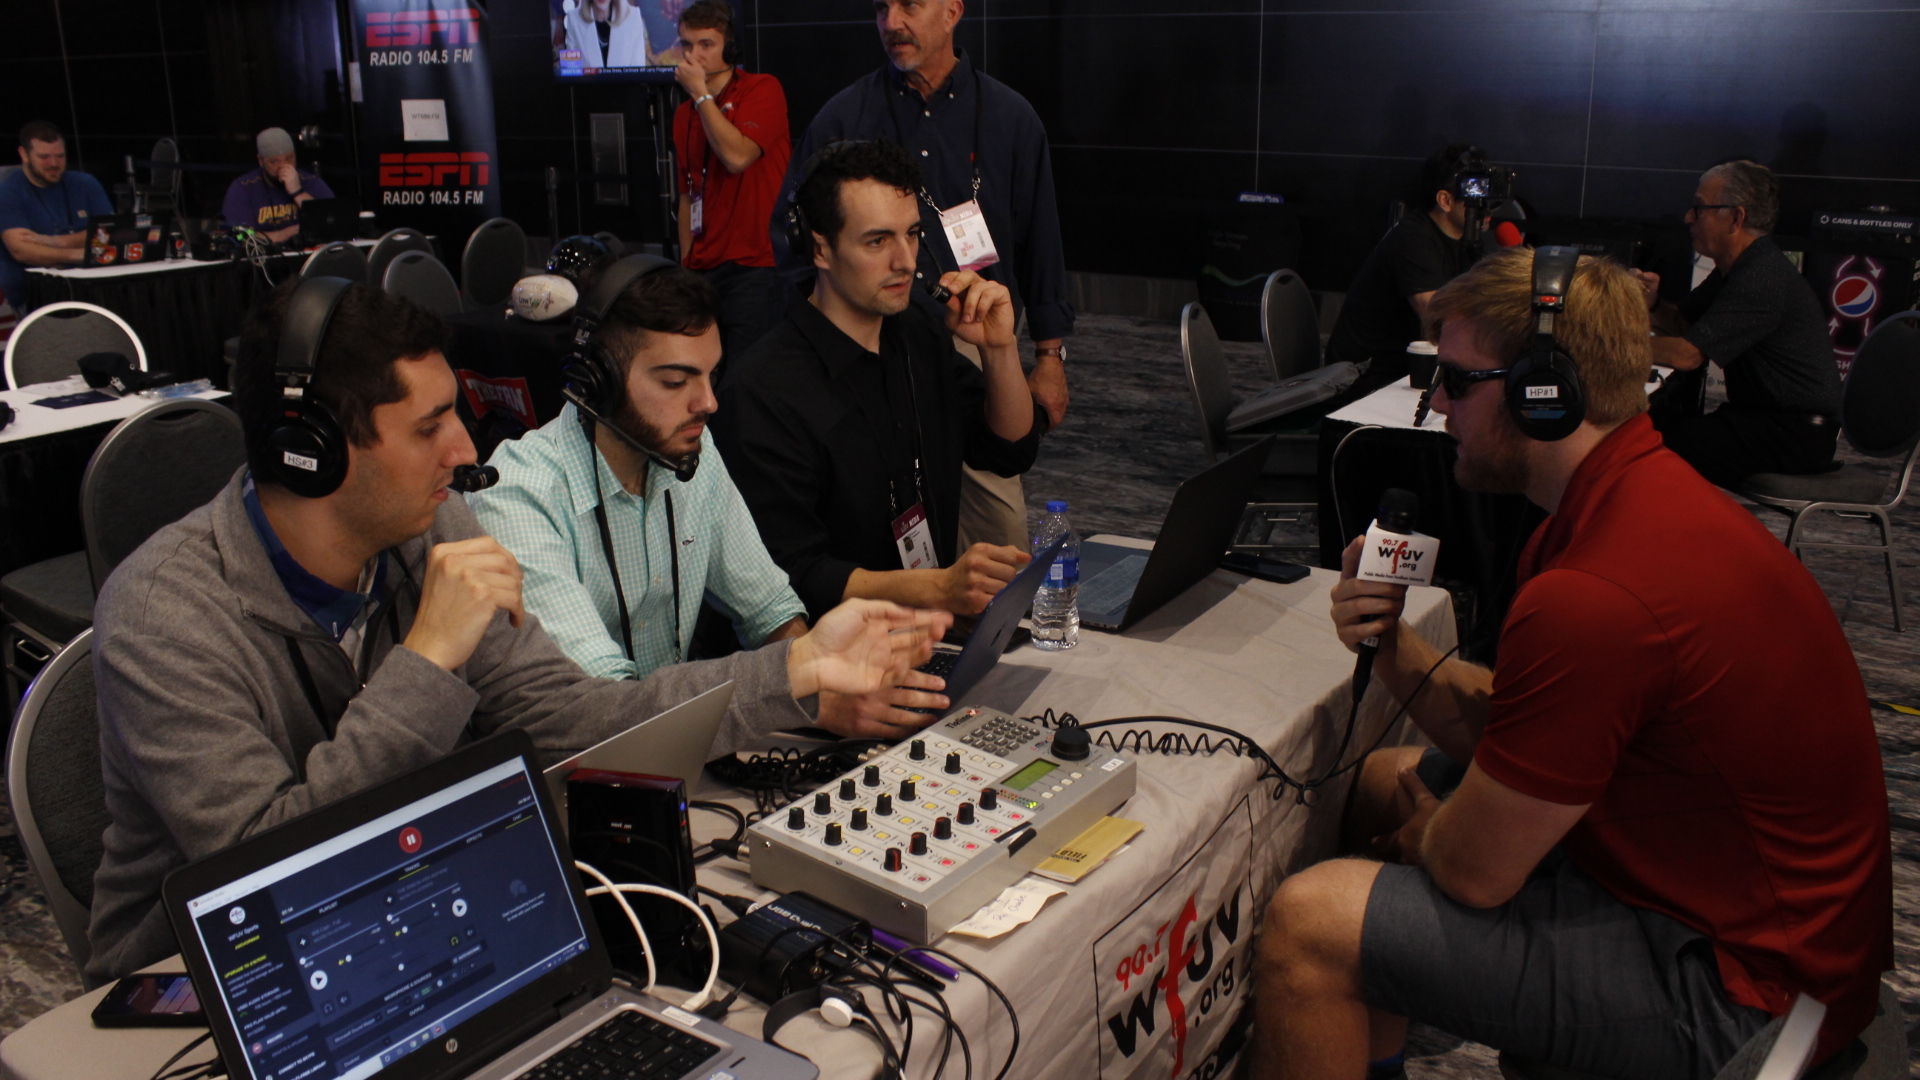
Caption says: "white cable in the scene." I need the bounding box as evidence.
[574,860,723,1011]
[574,860,656,993]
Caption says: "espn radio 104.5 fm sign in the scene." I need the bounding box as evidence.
[353,0,501,231]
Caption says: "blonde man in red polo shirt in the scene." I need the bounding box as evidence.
[672,0,790,374]
[1254,248,1890,1080]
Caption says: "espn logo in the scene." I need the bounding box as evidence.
[365,8,480,47]
[282,450,320,473]
[1524,386,1560,400]
[379,152,491,187]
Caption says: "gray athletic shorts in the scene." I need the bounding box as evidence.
[1361,749,1771,1080]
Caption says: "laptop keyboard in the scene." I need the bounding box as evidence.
[918,650,961,677]
[1078,555,1149,621]
[518,1008,719,1080]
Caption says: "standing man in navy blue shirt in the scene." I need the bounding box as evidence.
[773,0,1071,551]
[0,121,114,314]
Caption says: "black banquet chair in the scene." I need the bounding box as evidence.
[301,241,368,282]
[1260,268,1323,383]
[365,227,435,296]
[1733,310,1920,632]
[461,217,529,307]
[382,249,465,318]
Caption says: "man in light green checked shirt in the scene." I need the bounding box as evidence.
[472,264,953,738]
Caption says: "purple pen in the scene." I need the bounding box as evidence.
[871,928,960,980]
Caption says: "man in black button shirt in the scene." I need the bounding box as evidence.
[1633,160,1842,486]
[1325,145,1487,382]
[717,140,1045,631]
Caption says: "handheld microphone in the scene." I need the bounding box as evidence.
[1350,489,1422,706]
[915,270,953,304]
[449,464,499,493]
[563,386,700,484]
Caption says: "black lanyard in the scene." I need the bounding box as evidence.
[586,417,683,666]
[878,325,937,547]
[284,556,407,740]
[682,73,736,197]
[30,179,73,231]
[884,65,984,212]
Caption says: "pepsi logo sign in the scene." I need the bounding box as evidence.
[1833,275,1879,319]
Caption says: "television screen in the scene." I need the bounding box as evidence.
[551,0,683,83]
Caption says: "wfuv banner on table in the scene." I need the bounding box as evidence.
[1095,797,1255,1080]
[349,0,501,237]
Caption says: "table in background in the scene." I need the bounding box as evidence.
[0,550,1456,1080]
[0,380,231,577]
[25,242,379,387]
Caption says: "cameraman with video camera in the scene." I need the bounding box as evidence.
[1326,145,1510,385]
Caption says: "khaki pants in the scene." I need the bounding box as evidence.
[951,337,1030,551]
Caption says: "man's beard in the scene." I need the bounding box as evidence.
[1452,407,1532,495]
[612,396,703,468]
[883,29,921,70]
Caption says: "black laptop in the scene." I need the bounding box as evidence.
[300,197,363,243]
[163,730,816,1080]
[908,533,1067,711]
[1076,436,1275,631]
[83,211,173,266]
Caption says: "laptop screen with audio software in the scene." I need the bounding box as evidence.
[181,757,589,1080]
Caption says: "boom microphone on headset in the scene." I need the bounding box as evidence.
[561,384,701,484]
[449,464,499,493]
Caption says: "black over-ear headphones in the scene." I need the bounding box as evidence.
[717,3,743,65]
[1504,245,1588,442]
[559,253,700,484]
[263,275,355,498]
[784,139,876,265]
[763,984,901,1080]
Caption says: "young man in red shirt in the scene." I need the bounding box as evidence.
[672,0,790,374]
[1254,248,1891,1080]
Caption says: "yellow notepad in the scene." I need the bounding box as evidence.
[1032,816,1144,883]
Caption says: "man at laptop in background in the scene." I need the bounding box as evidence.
[222,126,334,243]
[471,263,954,735]
[86,279,951,983]
[716,139,1046,624]
[0,121,114,315]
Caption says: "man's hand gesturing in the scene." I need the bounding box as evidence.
[403,538,527,672]
[787,599,953,701]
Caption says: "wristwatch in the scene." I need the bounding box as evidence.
[1036,345,1067,364]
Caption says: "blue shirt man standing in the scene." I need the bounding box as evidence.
[0,121,114,314]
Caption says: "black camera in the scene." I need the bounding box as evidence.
[1455,165,1515,206]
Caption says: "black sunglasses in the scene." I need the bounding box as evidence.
[1435,361,1510,400]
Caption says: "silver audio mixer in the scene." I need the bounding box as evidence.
[747,707,1136,943]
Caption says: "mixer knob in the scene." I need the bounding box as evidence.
[884,848,904,872]
[934,816,952,840]
[875,793,894,816]
[909,832,928,856]
[957,802,975,825]
[945,751,962,774]
[979,788,998,811]
[814,792,832,815]
[909,739,926,761]
[787,806,805,830]
[840,778,857,801]
[899,779,916,801]
[851,808,870,831]
[824,823,844,846]
[863,765,881,787]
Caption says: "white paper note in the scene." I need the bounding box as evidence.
[947,878,1066,939]
[402,99,449,142]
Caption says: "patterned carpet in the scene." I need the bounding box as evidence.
[1,314,1914,1078]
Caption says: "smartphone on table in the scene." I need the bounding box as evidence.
[91,972,206,1028]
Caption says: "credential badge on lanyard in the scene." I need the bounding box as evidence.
[938,199,999,272]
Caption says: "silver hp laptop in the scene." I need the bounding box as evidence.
[1078,436,1274,631]
[906,534,1067,713]
[164,730,815,1080]
[545,681,734,789]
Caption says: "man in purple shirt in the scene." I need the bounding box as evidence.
[222,127,334,242]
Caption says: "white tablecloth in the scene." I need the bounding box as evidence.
[0,378,227,446]
[0,547,1455,1080]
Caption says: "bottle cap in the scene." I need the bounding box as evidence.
[1046,500,1068,512]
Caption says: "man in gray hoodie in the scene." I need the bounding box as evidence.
[85,280,950,983]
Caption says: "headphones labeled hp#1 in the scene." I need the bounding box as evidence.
[1504,244,1588,442]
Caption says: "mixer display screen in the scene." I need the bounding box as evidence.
[1004,759,1058,791]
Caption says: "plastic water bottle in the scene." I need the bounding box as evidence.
[1031,500,1079,651]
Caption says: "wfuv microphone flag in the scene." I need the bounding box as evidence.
[1350,489,1439,705]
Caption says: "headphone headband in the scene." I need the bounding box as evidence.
[573,254,676,336]
[276,275,355,391]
